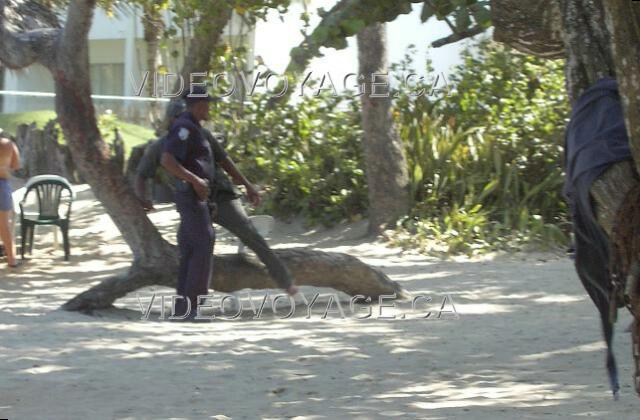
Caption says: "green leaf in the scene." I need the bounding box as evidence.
[432,0,456,19]
[340,18,366,35]
[420,2,435,22]
[454,8,471,31]
[470,5,492,28]
[311,26,330,44]
[478,178,499,202]
[413,164,424,185]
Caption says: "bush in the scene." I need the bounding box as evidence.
[211,90,367,226]
[388,40,571,255]
[211,39,571,255]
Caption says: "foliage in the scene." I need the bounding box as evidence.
[170,0,290,22]
[388,40,571,255]
[207,38,571,256]
[204,44,367,226]
[96,112,156,157]
[420,0,490,29]
[210,88,367,226]
[286,0,488,77]
[167,0,291,41]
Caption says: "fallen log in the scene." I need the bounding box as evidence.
[62,248,409,312]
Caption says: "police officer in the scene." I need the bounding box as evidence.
[161,87,216,318]
[141,97,298,315]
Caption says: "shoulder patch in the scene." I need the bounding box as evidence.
[178,127,190,141]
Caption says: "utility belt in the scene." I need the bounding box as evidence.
[174,179,237,199]
[175,178,219,218]
[174,177,216,198]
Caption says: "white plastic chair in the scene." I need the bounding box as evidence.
[13,175,75,257]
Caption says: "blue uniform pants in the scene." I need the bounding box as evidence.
[175,190,215,317]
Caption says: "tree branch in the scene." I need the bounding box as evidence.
[58,0,95,73]
[267,0,420,107]
[425,0,458,36]
[491,0,565,60]
[431,25,486,48]
[62,248,409,312]
[285,0,421,76]
[0,0,59,69]
[177,5,232,89]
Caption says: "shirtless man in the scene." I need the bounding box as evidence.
[0,133,20,267]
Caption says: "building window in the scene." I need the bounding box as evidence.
[90,63,124,96]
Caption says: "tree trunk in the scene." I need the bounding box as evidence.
[491,0,633,218]
[357,23,410,235]
[141,1,164,128]
[14,120,77,182]
[602,1,640,174]
[559,0,616,103]
[600,2,640,355]
[159,6,232,130]
[491,0,616,102]
[48,1,175,268]
[493,0,640,395]
[175,6,232,92]
[558,0,640,316]
[62,248,408,312]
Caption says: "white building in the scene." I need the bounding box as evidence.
[1,2,467,122]
[1,6,254,122]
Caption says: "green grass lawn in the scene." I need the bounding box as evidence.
[112,119,156,156]
[0,110,57,135]
[0,110,155,157]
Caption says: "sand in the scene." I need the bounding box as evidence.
[0,184,638,419]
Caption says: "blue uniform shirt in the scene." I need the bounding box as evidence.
[164,111,215,185]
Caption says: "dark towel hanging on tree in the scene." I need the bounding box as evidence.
[563,77,632,398]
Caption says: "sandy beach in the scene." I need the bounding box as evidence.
[0,184,638,419]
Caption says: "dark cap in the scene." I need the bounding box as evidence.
[183,86,215,105]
